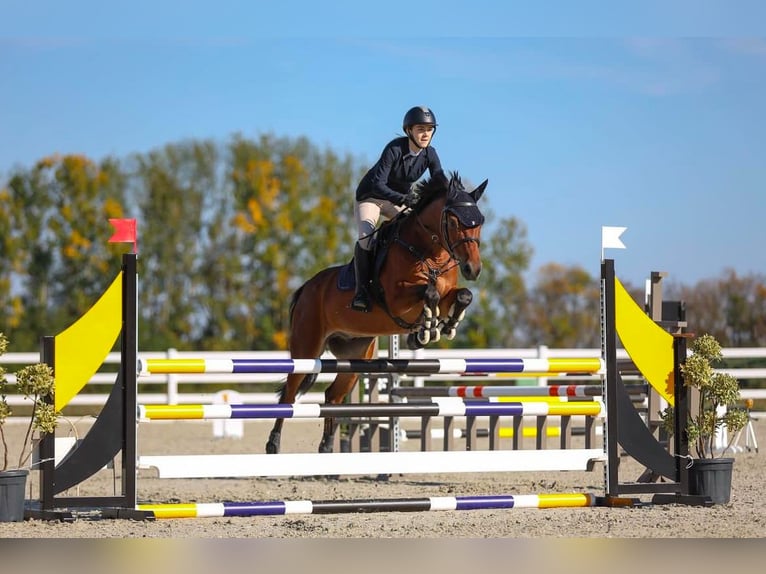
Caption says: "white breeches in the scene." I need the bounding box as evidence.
[354,199,404,250]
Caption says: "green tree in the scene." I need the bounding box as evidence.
[453,214,533,348]
[0,183,19,335]
[131,139,221,350]
[13,132,753,354]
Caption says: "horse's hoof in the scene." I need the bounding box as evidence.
[266,432,281,454]
[446,328,457,340]
[417,329,430,345]
[431,328,441,342]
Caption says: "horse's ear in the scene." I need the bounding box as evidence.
[471,179,488,202]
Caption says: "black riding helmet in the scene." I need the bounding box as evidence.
[403,106,437,132]
[403,106,437,149]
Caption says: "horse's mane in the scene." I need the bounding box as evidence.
[411,171,462,214]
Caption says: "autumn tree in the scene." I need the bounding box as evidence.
[226,133,360,350]
[2,155,127,348]
[522,262,601,348]
[669,270,766,347]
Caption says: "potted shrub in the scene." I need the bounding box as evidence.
[660,333,749,504]
[0,331,59,521]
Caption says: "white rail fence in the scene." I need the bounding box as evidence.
[2,345,766,407]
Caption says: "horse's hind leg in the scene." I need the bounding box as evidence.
[266,373,308,454]
[318,337,377,453]
[267,282,328,454]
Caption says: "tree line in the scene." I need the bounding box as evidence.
[1,134,765,353]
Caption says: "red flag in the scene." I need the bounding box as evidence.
[108,218,138,253]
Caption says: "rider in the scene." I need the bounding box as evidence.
[351,106,448,312]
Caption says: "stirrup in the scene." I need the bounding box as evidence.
[351,293,371,312]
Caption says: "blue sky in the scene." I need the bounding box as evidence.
[2,2,765,288]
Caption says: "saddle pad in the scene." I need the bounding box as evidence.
[336,261,356,291]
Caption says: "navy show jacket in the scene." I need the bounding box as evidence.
[355,137,445,205]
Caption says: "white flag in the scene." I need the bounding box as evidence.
[601,226,627,250]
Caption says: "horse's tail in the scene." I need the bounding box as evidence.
[288,286,301,328]
[277,283,319,400]
[296,373,318,396]
[276,371,318,402]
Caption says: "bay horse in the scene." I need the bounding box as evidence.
[266,173,488,454]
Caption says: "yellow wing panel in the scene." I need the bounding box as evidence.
[614,277,675,405]
[54,272,122,410]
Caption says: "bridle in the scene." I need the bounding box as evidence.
[396,195,483,279]
[382,192,484,331]
[440,200,482,261]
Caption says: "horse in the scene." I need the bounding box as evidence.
[266,172,488,454]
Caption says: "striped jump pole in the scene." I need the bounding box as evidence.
[391,383,646,399]
[139,492,601,519]
[402,427,563,440]
[137,357,603,376]
[138,400,605,421]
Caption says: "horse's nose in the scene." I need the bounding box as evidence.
[461,261,482,281]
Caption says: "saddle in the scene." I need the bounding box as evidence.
[336,220,399,301]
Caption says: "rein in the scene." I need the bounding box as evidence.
[397,209,460,280]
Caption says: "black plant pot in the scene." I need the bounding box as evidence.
[0,469,29,522]
[688,457,734,505]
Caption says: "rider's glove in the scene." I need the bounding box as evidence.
[403,191,420,209]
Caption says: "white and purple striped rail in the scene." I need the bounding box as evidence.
[137,357,603,376]
[139,492,600,518]
[391,383,646,398]
[138,400,605,421]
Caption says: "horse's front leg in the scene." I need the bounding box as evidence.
[406,282,440,349]
[440,288,473,340]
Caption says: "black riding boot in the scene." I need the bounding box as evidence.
[351,243,373,312]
